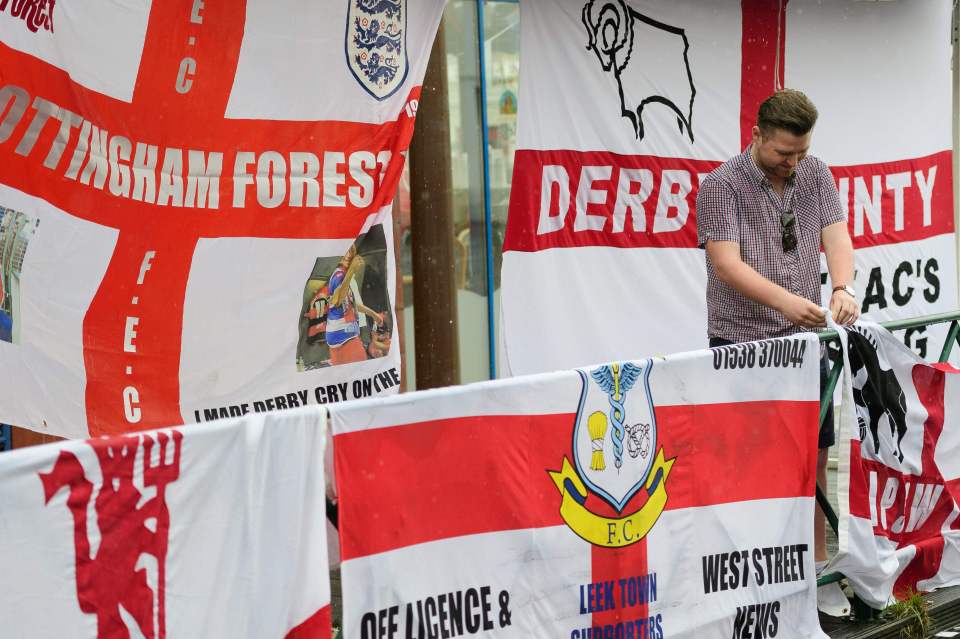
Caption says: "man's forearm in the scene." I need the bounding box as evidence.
[706,240,826,328]
[825,253,854,291]
[715,257,792,313]
[822,223,855,289]
[821,221,859,324]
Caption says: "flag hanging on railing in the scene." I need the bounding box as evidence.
[0,407,331,637]
[831,322,960,607]
[332,335,826,637]
[501,0,955,377]
[0,0,446,438]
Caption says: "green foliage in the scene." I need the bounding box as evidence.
[883,590,931,639]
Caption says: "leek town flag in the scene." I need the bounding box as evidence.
[0,406,331,637]
[500,0,954,376]
[0,0,445,438]
[830,322,960,607]
[332,335,826,638]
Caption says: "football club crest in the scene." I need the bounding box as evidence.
[549,361,675,547]
[345,0,409,100]
[581,0,696,142]
[40,430,183,638]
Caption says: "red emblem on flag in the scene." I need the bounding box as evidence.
[39,430,183,638]
[0,0,55,33]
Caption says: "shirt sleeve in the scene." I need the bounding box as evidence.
[817,160,846,228]
[695,176,739,248]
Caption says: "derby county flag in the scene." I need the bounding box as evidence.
[787,1,957,358]
[0,0,444,438]
[501,0,955,377]
[332,335,826,638]
[0,406,330,637]
[829,322,960,608]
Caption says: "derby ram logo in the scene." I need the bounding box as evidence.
[346,0,408,100]
[550,361,675,547]
[582,0,695,142]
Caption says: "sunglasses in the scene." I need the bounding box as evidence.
[780,209,797,252]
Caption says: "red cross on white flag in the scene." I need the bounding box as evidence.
[0,0,446,438]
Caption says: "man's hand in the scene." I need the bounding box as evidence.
[830,289,860,326]
[778,293,826,329]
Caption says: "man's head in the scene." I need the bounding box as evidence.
[751,89,818,180]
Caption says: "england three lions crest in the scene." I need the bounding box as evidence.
[550,361,675,547]
[346,0,409,100]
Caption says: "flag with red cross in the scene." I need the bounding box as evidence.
[331,334,826,638]
[500,0,955,378]
[831,322,960,608]
[0,0,444,438]
[0,405,331,637]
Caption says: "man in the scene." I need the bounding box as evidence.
[696,89,859,610]
[326,244,385,366]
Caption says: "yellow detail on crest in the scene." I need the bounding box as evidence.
[549,449,674,548]
[587,411,608,471]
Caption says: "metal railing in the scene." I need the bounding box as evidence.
[814,311,960,609]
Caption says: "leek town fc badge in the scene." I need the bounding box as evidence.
[550,361,675,547]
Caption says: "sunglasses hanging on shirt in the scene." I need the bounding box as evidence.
[780,209,798,252]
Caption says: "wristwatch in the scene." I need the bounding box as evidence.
[832,284,856,298]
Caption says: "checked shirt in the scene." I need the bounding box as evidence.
[696,147,846,343]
